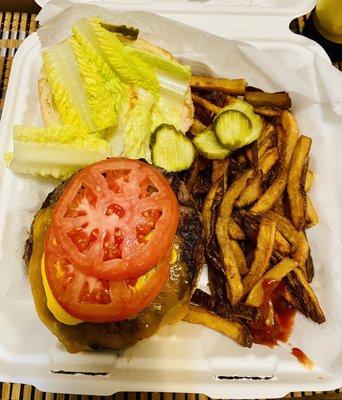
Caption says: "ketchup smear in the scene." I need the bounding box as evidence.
[247,279,296,347]
[247,279,314,368]
[291,348,314,370]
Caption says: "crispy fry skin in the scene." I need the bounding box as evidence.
[257,122,274,144]
[190,118,206,136]
[191,93,222,115]
[242,218,277,295]
[274,231,291,255]
[286,269,325,323]
[231,239,249,276]
[228,218,246,240]
[254,107,282,118]
[250,112,299,214]
[272,197,286,216]
[207,264,229,305]
[244,91,291,109]
[287,135,312,230]
[305,251,314,283]
[236,172,263,208]
[191,289,259,321]
[183,304,253,347]
[305,170,313,192]
[216,171,253,304]
[257,131,277,159]
[190,76,247,95]
[245,258,297,307]
[236,148,279,208]
[202,160,229,238]
[266,211,309,277]
[305,196,319,228]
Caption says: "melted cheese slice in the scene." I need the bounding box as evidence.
[41,247,178,326]
[41,253,83,325]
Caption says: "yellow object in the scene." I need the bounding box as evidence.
[314,0,342,44]
[41,253,83,325]
[41,246,178,325]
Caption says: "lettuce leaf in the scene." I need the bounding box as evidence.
[123,88,155,162]
[91,18,159,96]
[151,90,190,133]
[8,125,110,179]
[127,46,191,81]
[70,37,117,130]
[42,41,96,133]
[106,87,154,162]
[72,18,131,129]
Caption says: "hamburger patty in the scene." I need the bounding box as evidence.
[24,169,204,353]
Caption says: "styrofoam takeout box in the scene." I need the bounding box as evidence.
[0,0,341,398]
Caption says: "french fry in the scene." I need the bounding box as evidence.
[286,268,325,323]
[190,76,247,95]
[305,251,314,283]
[231,239,249,276]
[305,196,319,228]
[236,148,278,208]
[200,90,236,107]
[228,218,246,240]
[254,107,282,118]
[257,122,274,144]
[246,258,297,307]
[287,135,312,230]
[257,131,277,159]
[250,112,299,214]
[216,170,254,304]
[272,196,286,216]
[244,91,291,109]
[207,264,229,305]
[191,289,259,321]
[187,76,324,347]
[190,118,206,136]
[242,218,277,295]
[183,304,253,347]
[305,170,313,192]
[235,171,263,208]
[274,231,291,255]
[202,160,229,239]
[266,211,309,277]
[191,93,222,114]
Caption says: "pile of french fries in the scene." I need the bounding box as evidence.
[184,76,324,347]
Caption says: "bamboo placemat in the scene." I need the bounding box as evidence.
[0,9,342,400]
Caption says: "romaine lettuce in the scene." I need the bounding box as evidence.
[70,37,117,130]
[42,41,96,133]
[91,18,159,96]
[7,125,110,179]
[106,87,154,162]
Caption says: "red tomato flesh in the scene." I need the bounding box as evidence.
[51,158,179,280]
[45,226,172,323]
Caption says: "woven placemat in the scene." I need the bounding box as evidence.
[0,9,341,400]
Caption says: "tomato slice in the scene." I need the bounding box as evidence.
[51,158,179,280]
[44,226,172,323]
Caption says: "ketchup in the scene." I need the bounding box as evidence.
[291,348,314,370]
[247,279,296,347]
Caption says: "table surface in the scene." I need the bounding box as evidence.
[0,2,341,400]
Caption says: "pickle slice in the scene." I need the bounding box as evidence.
[151,124,195,172]
[214,110,252,150]
[214,99,263,150]
[193,129,231,160]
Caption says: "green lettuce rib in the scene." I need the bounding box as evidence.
[8,125,110,179]
[42,41,96,133]
[91,18,159,95]
[127,46,191,81]
[70,37,117,130]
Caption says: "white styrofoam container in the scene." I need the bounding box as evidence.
[0,0,341,398]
